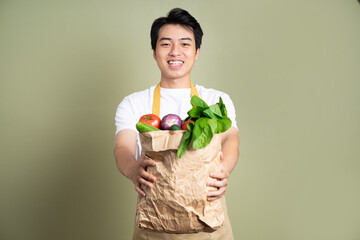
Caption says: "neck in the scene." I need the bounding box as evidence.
[160,76,191,89]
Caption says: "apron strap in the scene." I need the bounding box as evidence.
[152,82,199,116]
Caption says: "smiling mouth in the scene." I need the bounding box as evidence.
[168,60,184,66]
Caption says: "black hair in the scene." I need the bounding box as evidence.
[150,8,203,51]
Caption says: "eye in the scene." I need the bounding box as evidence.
[160,43,170,47]
[182,43,190,47]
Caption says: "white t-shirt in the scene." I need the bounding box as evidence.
[115,84,238,159]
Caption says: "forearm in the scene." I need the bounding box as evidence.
[114,129,138,180]
[114,130,156,196]
[114,146,137,179]
[221,127,240,174]
[207,127,239,201]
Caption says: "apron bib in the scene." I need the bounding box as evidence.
[152,82,199,116]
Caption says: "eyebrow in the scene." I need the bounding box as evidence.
[159,37,193,41]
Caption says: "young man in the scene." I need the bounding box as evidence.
[114,8,239,240]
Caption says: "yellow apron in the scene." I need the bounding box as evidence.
[152,82,199,116]
[133,82,234,240]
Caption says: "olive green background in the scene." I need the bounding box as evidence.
[1,0,359,239]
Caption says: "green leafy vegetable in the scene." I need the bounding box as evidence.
[177,96,232,158]
[214,117,231,134]
[193,125,213,149]
[187,121,195,131]
[177,130,192,158]
[219,97,228,117]
[202,105,222,119]
[191,96,208,109]
[188,106,205,118]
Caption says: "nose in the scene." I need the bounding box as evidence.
[169,43,180,56]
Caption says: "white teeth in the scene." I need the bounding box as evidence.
[169,61,183,66]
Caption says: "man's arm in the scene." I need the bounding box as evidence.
[220,126,240,174]
[114,129,157,196]
[207,126,240,201]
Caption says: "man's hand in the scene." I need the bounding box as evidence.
[114,129,157,197]
[127,155,157,197]
[207,126,239,201]
[207,152,230,201]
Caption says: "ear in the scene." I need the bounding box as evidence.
[153,51,156,60]
[195,48,200,60]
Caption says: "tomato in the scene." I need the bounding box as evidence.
[138,114,161,129]
[181,120,195,130]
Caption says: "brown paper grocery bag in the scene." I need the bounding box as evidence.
[135,130,225,233]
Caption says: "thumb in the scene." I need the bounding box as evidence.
[219,151,224,162]
[219,151,224,171]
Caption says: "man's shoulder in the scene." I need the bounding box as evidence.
[196,84,230,99]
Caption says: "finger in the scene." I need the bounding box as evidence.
[207,196,220,202]
[135,182,146,197]
[138,177,154,188]
[141,159,156,168]
[207,178,228,188]
[209,171,229,180]
[207,192,225,201]
[139,168,157,182]
[207,187,226,197]
[219,151,224,161]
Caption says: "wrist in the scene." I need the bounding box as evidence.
[220,158,232,175]
[123,159,136,180]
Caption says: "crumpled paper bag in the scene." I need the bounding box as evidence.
[135,130,225,233]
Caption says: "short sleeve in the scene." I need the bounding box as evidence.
[220,93,238,130]
[115,97,137,135]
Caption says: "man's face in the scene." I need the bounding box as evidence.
[153,24,199,83]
